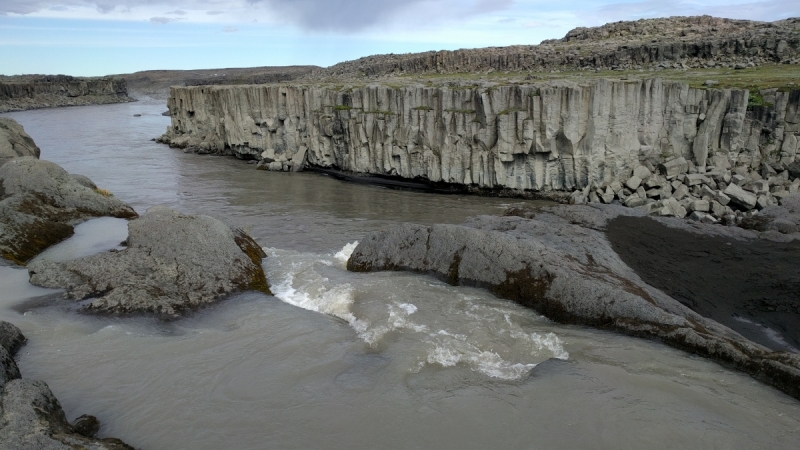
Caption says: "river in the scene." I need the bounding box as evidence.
[1,101,798,449]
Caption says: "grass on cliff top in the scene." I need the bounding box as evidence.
[383,63,799,91]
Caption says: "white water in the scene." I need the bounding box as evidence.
[1,103,799,449]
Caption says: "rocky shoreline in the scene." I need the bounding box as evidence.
[0,118,271,446]
[0,322,134,449]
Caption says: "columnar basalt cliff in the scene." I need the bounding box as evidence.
[159,79,799,199]
[0,75,134,113]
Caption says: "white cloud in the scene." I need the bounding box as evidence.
[222,25,238,32]
[150,16,182,24]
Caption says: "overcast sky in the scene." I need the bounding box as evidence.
[1,0,797,76]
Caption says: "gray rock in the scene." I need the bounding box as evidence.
[0,119,39,167]
[28,206,270,318]
[625,175,642,190]
[0,158,138,265]
[346,206,800,399]
[724,183,758,210]
[0,379,133,449]
[658,157,689,179]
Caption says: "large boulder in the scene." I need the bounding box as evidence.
[0,321,133,449]
[28,206,270,318]
[0,158,138,265]
[347,204,800,400]
[0,118,39,167]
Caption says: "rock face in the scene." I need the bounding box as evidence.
[0,75,133,113]
[160,79,800,203]
[28,206,270,318]
[0,321,133,449]
[0,118,40,166]
[315,16,799,78]
[346,204,800,400]
[0,156,138,265]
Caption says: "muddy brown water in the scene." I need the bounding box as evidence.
[1,102,798,449]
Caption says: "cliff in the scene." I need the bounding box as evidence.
[314,16,800,79]
[159,79,799,196]
[0,75,134,113]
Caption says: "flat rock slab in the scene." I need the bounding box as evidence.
[28,206,270,318]
[347,205,800,400]
[607,215,800,352]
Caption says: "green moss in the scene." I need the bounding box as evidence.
[412,106,434,111]
[444,108,476,114]
[333,105,353,111]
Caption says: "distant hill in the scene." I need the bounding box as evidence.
[117,66,321,100]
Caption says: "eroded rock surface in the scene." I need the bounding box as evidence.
[28,206,270,318]
[0,157,138,265]
[347,204,800,400]
[0,321,132,449]
[0,118,40,166]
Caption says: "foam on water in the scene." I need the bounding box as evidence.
[264,243,569,380]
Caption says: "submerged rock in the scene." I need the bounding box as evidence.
[0,321,133,449]
[347,204,800,400]
[28,206,270,318]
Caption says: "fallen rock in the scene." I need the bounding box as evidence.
[28,206,270,318]
[347,204,800,400]
[0,158,138,265]
[0,321,133,449]
[724,183,758,210]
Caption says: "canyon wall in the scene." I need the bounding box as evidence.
[0,75,133,112]
[159,79,800,195]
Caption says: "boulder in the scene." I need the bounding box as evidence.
[346,205,800,399]
[0,118,40,167]
[724,183,758,210]
[0,158,137,265]
[28,206,270,318]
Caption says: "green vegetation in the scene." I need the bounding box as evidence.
[412,106,434,111]
[497,108,525,115]
[444,108,476,114]
[333,105,353,111]
[388,64,798,92]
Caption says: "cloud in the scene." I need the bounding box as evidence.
[150,16,182,24]
[222,25,238,32]
[206,10,225,15]
[166,9,187,15]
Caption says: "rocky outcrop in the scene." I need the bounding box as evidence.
[0,321,133,449]
[28,206,270,318]
[0,118,137,265]
[0,157,138,265]
[0,118,40,166]
[0,75,133,113]
[314,16,799,78]
[159,79,800,208]
[346,204,800,400]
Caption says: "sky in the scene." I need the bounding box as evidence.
[0,0,798,76]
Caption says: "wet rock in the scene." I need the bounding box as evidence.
[0,321,133,449]
[346,204,800,400]
[28,206,270,318]
[71,414,100,437]
[0,157,138,265]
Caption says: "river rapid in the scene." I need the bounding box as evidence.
[1,102,798,449]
